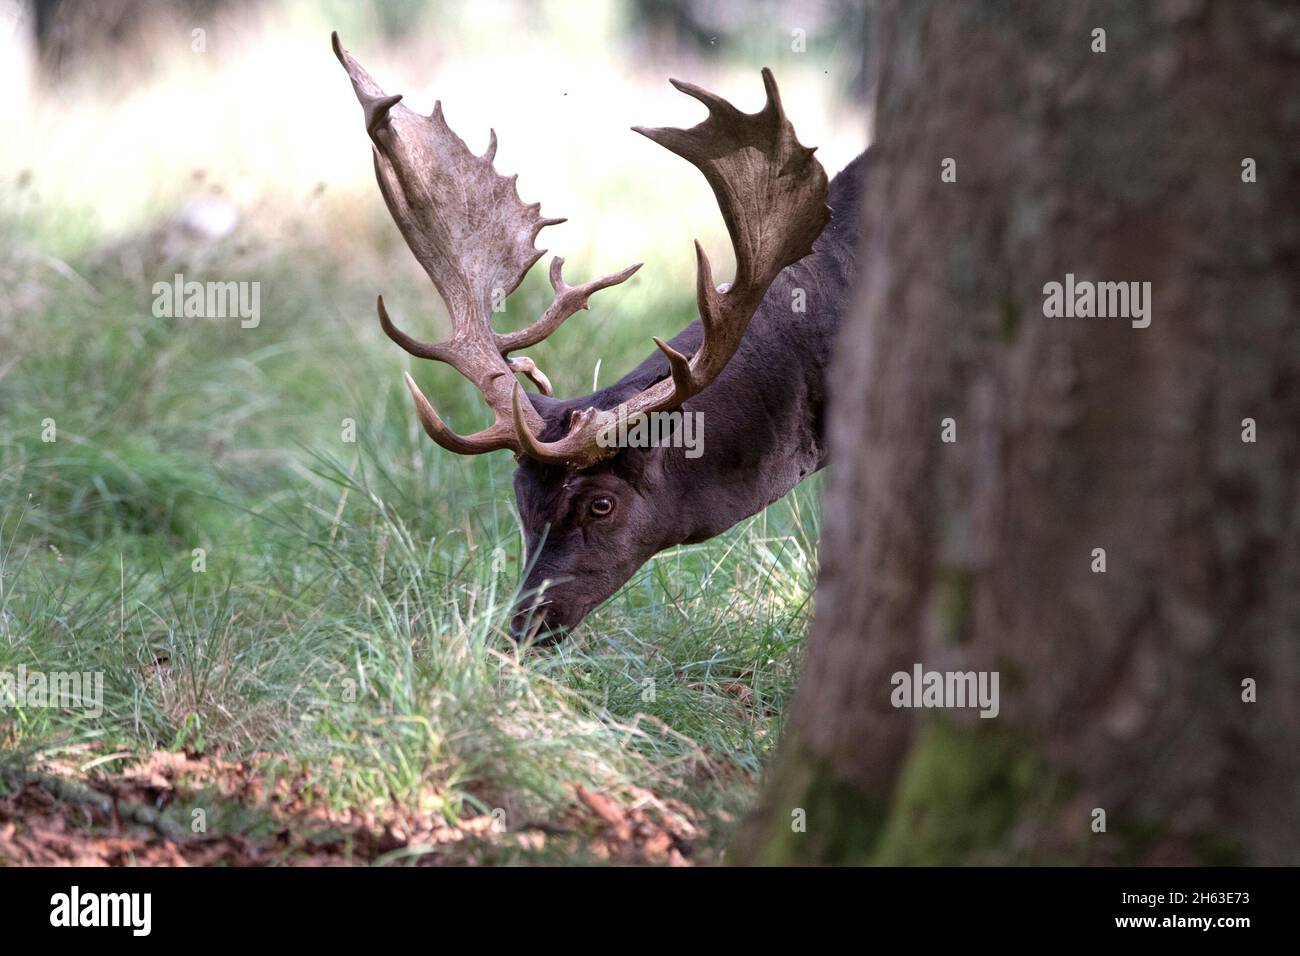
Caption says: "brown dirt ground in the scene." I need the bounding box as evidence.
[0,751,708,866]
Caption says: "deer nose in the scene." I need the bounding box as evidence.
[509,605,543,640]
[509,603,568,644]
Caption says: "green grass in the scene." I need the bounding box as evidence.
[0,207,820,857]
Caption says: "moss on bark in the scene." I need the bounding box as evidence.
[736,718,1055,865]
[731,737,888,866]
[872,719,1044,864]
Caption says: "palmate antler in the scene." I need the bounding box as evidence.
[334,33,829,468]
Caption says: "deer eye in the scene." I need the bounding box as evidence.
[589,496,614,518]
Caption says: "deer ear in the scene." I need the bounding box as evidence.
[520,392,575,441]
[524,392,560,413]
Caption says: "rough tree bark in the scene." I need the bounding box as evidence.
[738,0,1300,865]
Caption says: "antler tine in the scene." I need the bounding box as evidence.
[404,372,518,456]
[496,257,643,355]
[664,77,745,120]
[377,295,447,361]
[512,67,831,468]
[383,297,519,455]
[506,356,553,396]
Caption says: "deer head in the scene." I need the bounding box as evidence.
[334,33,830,641]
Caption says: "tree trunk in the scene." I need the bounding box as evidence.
[739,0,1300,865]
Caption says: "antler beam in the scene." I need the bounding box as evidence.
[337,33,828,468]
[333,32,639,458]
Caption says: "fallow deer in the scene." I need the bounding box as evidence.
[334,33,863,641]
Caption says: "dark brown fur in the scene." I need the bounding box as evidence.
[512,151,867,639]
